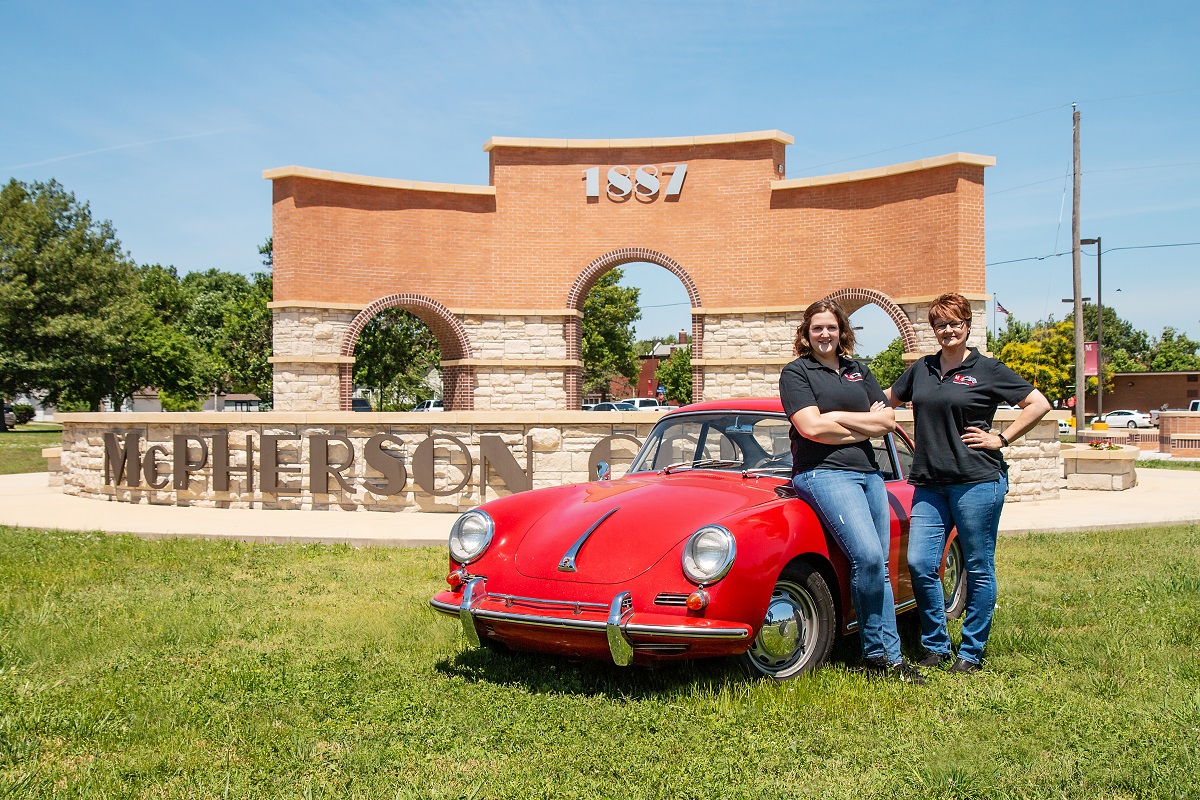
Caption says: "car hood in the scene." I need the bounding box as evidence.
[511,471,782,584]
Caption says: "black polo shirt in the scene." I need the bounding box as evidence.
[779,355,886,474]
[890,348,1035,486]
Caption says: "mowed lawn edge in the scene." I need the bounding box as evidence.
[0,524,1197,799]
[0,426,62,475]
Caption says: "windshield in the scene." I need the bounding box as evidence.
[628,411,793,474]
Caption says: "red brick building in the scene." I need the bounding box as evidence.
[265,131,994,411]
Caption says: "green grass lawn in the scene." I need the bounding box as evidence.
[1138,458,1200,471]
[0,425,62,475]
[1,525,1197,799]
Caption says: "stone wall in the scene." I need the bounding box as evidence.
[59,412,658,513]
[270,306,359,411]
[898,297,988,355]
[57,408,1065,512]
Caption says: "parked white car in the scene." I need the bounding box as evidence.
[412,399,444,412]
[1058,419,1071,435]
[1100,409,1153,428]
[625,397,670,411]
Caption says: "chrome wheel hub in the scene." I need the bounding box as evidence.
[747,580,817,675]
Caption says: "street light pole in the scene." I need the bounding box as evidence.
[1071,105,1085,431]
[1081,236,1102,417]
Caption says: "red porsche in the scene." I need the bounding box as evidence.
[430,398,964,680]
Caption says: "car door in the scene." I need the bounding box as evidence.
[872,434,915,606]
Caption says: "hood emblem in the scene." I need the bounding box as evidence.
[557,507,621,572]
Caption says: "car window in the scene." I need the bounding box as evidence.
[869,438,898,481]
[891,435,914,479]
[630,412,793,473]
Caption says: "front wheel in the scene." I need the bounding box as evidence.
[741,562,836,681]
[942,537,966,620]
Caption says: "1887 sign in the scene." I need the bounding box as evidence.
[583,164,688,201]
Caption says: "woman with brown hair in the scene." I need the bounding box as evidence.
[780,299,924,684]
[886,293,1050,673]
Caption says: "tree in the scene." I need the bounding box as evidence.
[581,269,641,400]
[997,320,1075,401]
[987,315,1033,355]
[1083,303,1151,365]
[0,179,199,413]
[655,345,692,405]
[352,308,441,410]
[1146,327,1200,372]
[866,337,907,388]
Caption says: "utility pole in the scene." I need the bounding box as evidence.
[1081,236,1103,417]
[1072,105,1085,432]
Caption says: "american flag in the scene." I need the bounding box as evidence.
[996,301,1011,316]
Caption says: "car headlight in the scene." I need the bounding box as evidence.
[449,510,494,564]
[681,525,736,584]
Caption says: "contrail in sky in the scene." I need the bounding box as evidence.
[5,128,243,171]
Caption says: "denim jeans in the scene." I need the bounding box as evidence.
[908,473,1008,665]
[792,469,900,664]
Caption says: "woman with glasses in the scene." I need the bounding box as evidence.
[886,293,1050,673]
[781,300,925,684]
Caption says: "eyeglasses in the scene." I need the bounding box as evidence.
[931,320,968,332]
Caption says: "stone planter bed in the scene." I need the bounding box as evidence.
[1061,442,1139,491]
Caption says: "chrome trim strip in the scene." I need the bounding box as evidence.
[473,608,608,631]
[844,598,917,633]
[430,597,459,616]
[486,592,609,612]
[558,506,621,572]
[607,592,634,666]
[459,577,486,647]
[624,622,749,639]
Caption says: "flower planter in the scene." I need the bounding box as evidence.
[1060,443,1138,491]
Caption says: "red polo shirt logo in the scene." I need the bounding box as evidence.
[953,374,978,386]
[845,372,864,382]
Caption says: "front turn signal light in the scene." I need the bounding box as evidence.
[686,589,710,611]
[447,570,466,590]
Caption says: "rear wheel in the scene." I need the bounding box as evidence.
[1127,421,1137,429]
[741,562,836,681]
[942,537,966,620]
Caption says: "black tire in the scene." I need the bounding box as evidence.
[942,537,966,620]
[1127,421,1137,429]
[741,562,836,681]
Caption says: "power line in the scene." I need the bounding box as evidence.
[987,241,1200,267]
[795,88,1199,175]
[795,104,1069,172]
[988,161,1200,196]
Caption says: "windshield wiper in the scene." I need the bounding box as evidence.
[742,466,792,477]
[660,458,744,475]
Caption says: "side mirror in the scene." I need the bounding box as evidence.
[595,461,611,481]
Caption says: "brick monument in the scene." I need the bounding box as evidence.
[265,131,994,412]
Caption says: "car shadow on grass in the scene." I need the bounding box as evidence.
[434,636,871,698]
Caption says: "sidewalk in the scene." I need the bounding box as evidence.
[2,469,1198,547]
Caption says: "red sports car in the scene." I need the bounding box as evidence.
[430,398,964,680]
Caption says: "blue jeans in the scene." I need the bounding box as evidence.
[908,473,1008,665]
[792,469,900,664]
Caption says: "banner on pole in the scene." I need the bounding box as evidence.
[1084,341,1099,376]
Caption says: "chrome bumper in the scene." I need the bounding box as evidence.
[430,579,750,667]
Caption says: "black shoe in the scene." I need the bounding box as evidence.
[858,657,927,686]
[888,660,928,686]
[917,651,954,668]
[950,657,981,674]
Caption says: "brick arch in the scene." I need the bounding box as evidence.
[564,247,704,408]
[822,287,919,353]
[338,293,475,411]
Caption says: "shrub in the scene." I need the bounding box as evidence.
[12,404,35,425]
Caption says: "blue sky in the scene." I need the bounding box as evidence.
[4,1,1197,355]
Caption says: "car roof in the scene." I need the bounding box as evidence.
[667,397,784,414]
